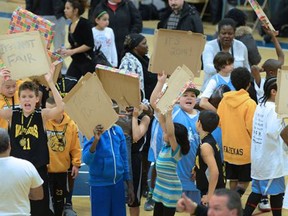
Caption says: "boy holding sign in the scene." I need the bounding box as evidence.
[0,64,64,216]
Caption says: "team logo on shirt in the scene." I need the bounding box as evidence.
[47,130,66,152]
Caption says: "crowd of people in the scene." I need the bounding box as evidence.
[1,0,288,216]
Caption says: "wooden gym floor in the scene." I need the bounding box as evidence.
[1,0,288,215]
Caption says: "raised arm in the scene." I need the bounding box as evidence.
[132,107,150,143]
[149,72,167,109]
[42,64,64,122]
[165,107,178,151]
[264,27,285,65]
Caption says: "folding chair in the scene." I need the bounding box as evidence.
[185,0,209,19]
[236,0,268,32]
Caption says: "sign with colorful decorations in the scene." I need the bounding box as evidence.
[8,7,55,49]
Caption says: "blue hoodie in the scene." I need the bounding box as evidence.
[82,125,130,186]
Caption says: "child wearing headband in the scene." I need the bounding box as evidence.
[92,9,118,67]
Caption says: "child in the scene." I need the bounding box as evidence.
[193,110,225,205]
[45,97,81,216]
[92,9,118,67]
[149,73,201,205]
[200,51,235,112]
[252,27,284,101]
[152,105,190,216]
[217,67,257,197]
[0,64,64,216]
[244,77,288,216]
[82,123,134,216]
[113,100,151,216]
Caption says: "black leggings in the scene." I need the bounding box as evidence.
[153,202,176,216]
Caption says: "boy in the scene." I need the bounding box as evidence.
[0,68,23,129]
[0,64,64,216]
[45,97,81,216]
[82,123,134,216]
[252,27,284,101]
[200,51,235,112]
[217,67,257,198]
[150,72,202,204]
[193,110,225,204]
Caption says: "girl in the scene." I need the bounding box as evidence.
[244,77,288,216]
[152,105,190,216]
[92,9,118,67]
[62,0,95,81]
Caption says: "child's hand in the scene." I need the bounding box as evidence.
[93,124,104,140]
[71,165,79,179]
[44,64,56,83]
[262,25,278,37]
[132,107,139,118]
[158,71,167,83]
[0,68,11,81]
[201,195,209,206]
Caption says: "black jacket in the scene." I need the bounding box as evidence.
[157,2,203,33]
[95,0,143,63]
[25,0,65,19]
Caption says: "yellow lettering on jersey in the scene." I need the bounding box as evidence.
[15,124,39,138]
[22,138,31,150]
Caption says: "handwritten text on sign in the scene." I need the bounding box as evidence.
[164,36,193,56]
[0,31,51,80]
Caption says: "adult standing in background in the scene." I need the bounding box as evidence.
[202,18,249,91]
[62,0,95,81]
[0,129,44,216]
[93,0,143,65]
[157,0,203,33]
[26,0,66,51]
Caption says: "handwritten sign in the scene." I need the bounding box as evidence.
[275,66,288,117]
[63,72,119,139]
[0,31,51,80]
[96,65,140,109]
[156,65,195,114]
[148,29,206,76]
[248,0,275,31]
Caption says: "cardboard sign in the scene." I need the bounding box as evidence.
[8,7,55,49]
[0,31,51,80]
[30,51,63,86]
[63,72,119,139]
[148,29,206,76]
[275,66,288,117]
[156,65,195,114]
[248,0,275,32]
[96,65,141,109]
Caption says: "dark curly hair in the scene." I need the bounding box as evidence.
[218,18,236,33]
[198,110,219,133]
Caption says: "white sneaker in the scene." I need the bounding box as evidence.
[258,198,271,212]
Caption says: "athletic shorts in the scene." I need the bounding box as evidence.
[252,177,285,195]
[225,162,252,182]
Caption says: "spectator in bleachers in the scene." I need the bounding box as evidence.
[157,0,203,33]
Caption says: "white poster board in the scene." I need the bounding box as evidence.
[275,66,288,117]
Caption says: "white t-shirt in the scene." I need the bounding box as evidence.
[92,27,118,67]
[251,102,288,180]
[254,77,265,102]
[201,75,231,98]
[0,156,43,215]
